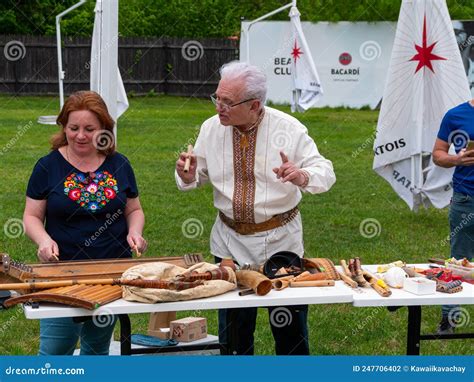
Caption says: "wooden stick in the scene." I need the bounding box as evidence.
[51,252,59,261]
[340,259,352,277]
[362,270,391,297]
[0,278,203,291]
[352,258,368,287]
[238,288,255,296]
[0,279,106,290]
[183,144,193,173]
[348,259,356,277]
[132,245,142,258]
[292,271,311,281]
[289,280,335,288]
[293,273,327,282]
[427,258,445,266]
[354,257,365,278]
[370,282,392,297]
[337,271,358,288]
[362,269,379,283]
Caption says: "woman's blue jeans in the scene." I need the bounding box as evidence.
[39,315,117,355]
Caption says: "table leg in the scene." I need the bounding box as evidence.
[222,308,239,355]
[118,314,132,356]
[406,305,421,355]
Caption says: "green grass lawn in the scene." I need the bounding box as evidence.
[0,94,472,355]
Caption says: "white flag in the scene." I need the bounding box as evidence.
[372,0,471,210]
[90,0,129,122]
[289,6,323,113]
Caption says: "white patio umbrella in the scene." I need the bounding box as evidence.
[373,0,471,210]
[289,5,323,113]
[241,1,322,113]
[90,0,128,139]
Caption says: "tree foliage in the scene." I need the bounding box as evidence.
[1,0,473,37]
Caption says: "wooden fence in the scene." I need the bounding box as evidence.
[0,35,239,97]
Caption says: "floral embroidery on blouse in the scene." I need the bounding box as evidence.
[64,171,118,212]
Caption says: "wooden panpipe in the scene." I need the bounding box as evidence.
[0,253,204,285]
[4,284,123,310]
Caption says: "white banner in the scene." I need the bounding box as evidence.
[241,20,472,109]
[372,0,471,211]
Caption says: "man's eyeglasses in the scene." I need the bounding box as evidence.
[210,93,256,111]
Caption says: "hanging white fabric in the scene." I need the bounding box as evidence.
[90,0,128,124]
[289,6,323,113]
[372,0,471,210]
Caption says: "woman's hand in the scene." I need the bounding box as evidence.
[37,238,60,262]
[24,197,58,262]
[127,232,148,256]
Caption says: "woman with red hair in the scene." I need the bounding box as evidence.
[23,91,147,355]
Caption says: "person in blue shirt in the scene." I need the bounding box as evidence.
[23,90,147,355]
[433,99,474,334]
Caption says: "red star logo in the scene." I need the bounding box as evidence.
[291,40,303,63]
[409,15,446,73]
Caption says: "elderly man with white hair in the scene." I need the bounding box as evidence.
[175,61,336,355]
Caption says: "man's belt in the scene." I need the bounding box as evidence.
[219,206,299,235]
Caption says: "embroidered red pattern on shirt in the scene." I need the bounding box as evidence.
[232,127,258,223]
